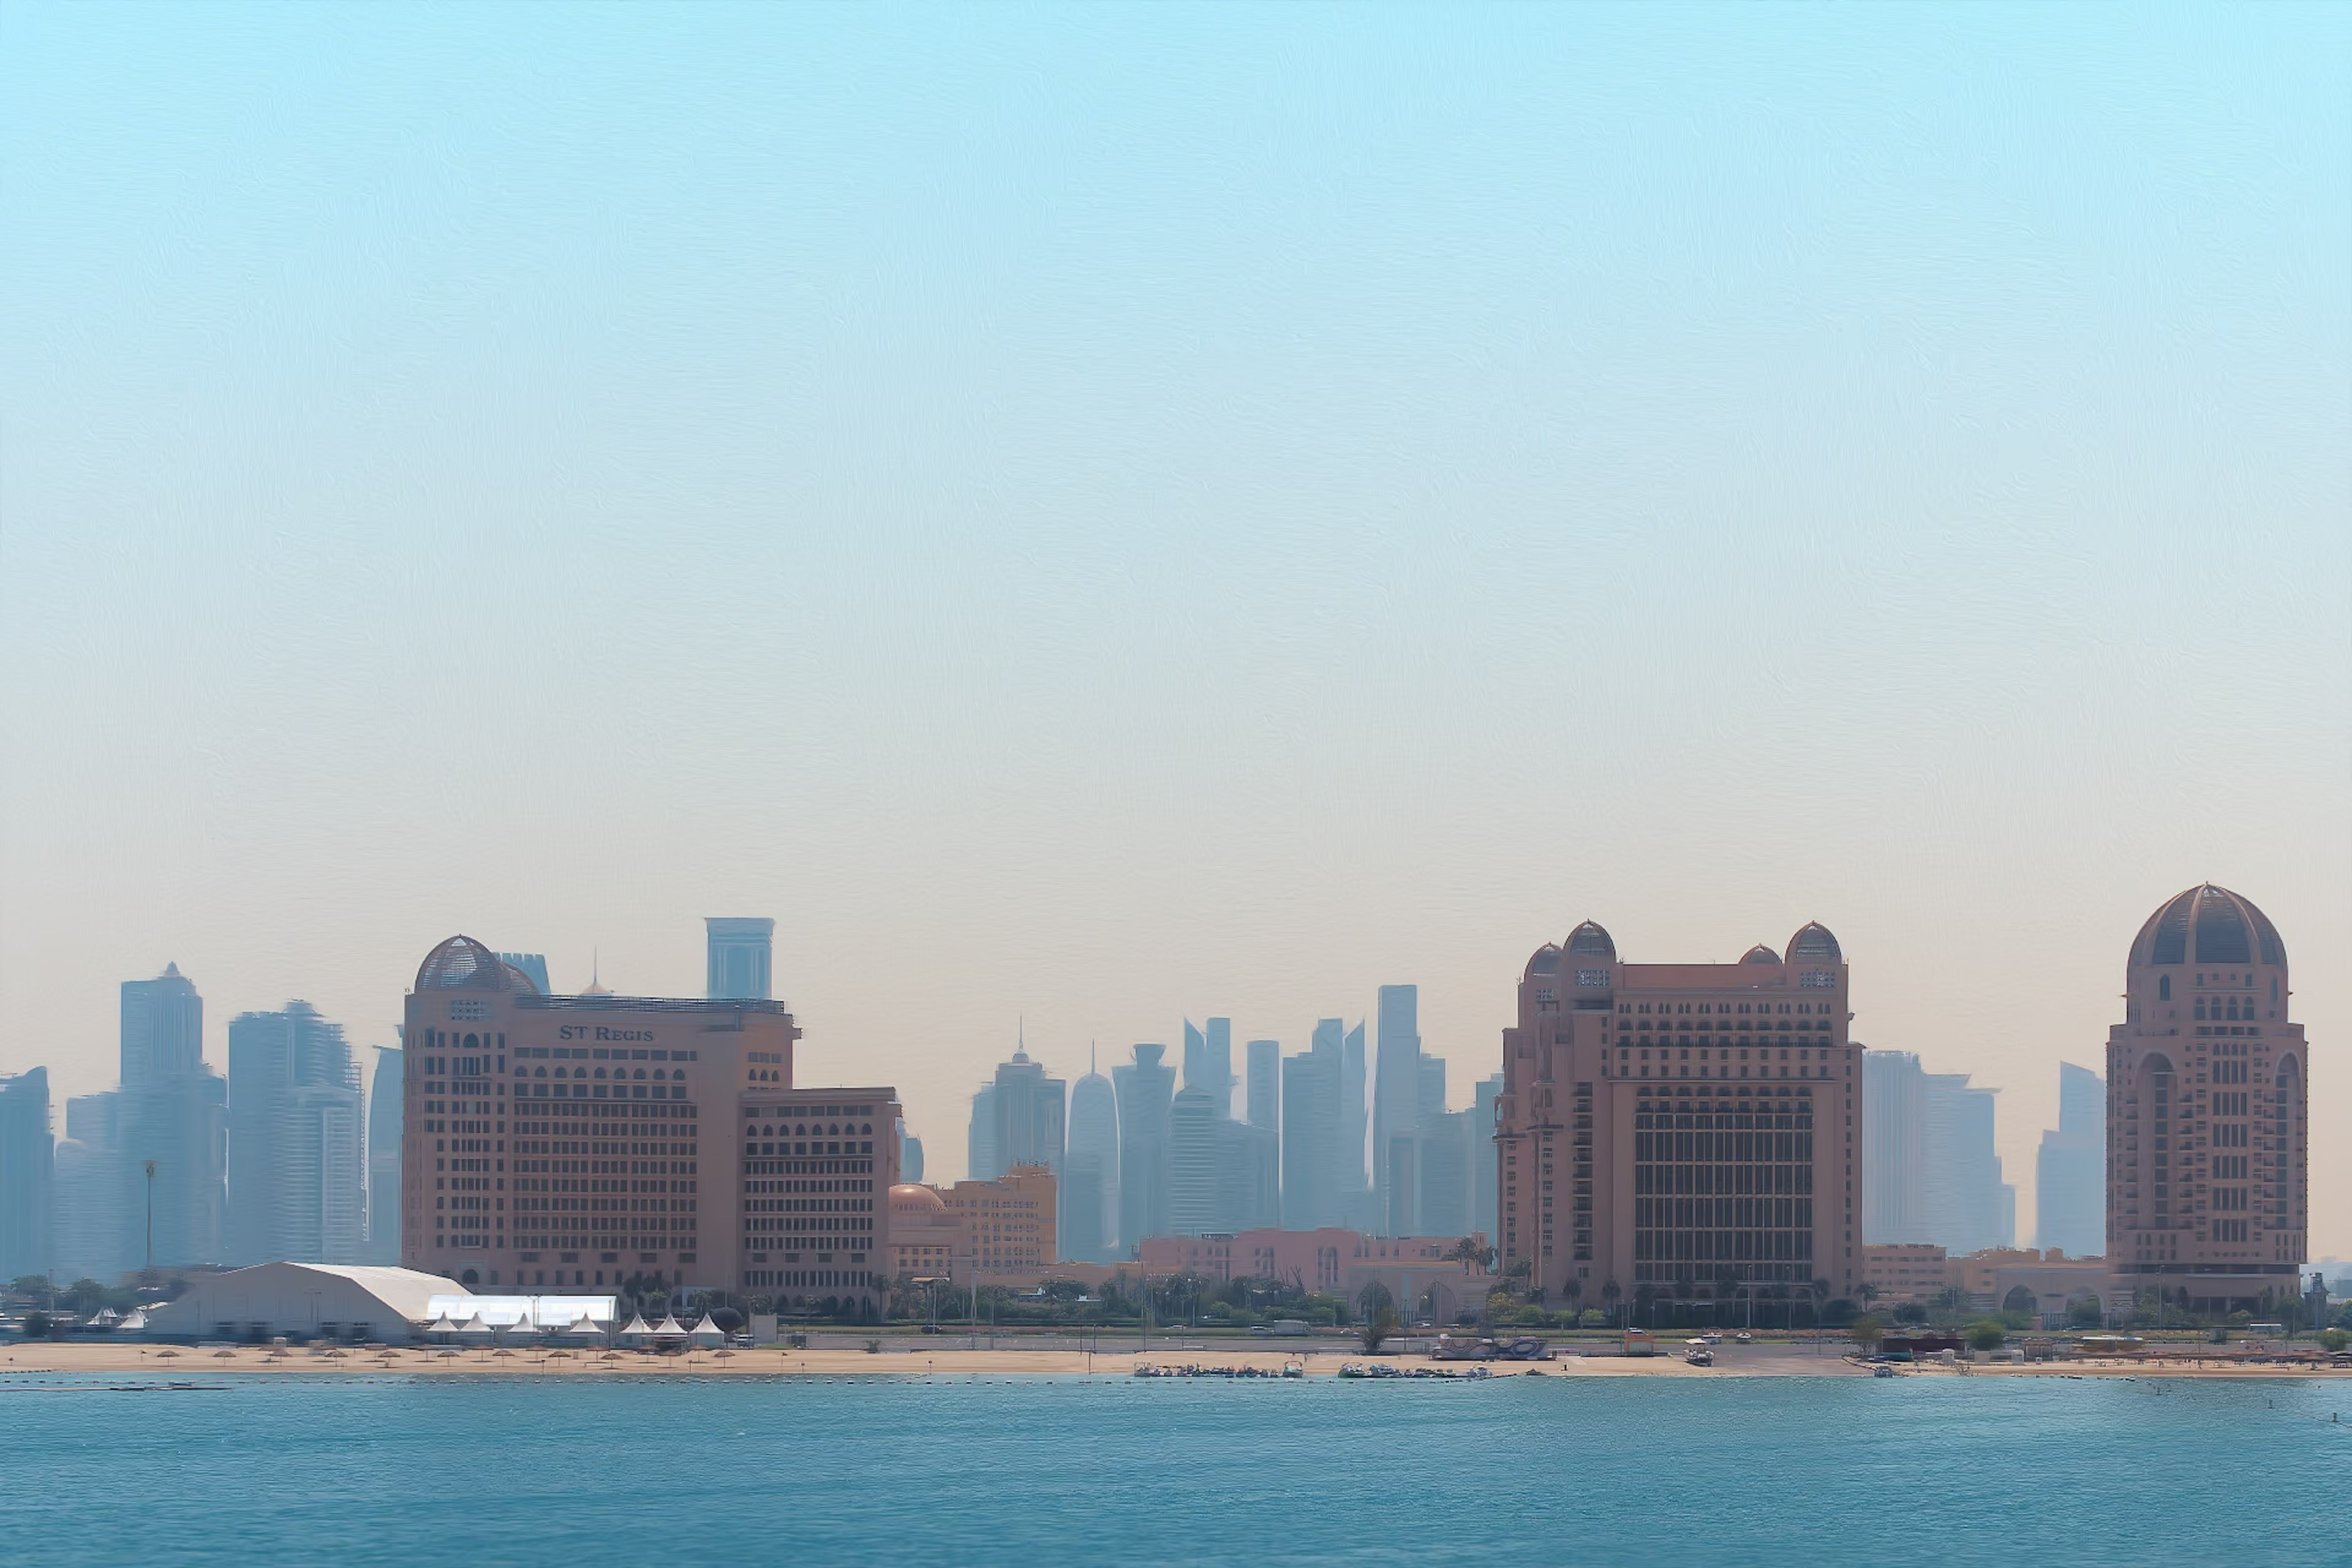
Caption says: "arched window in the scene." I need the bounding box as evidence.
[594,1068,608,1079]
[652,1068,666,1080]
[535,1066,548,1077]
[633,1068,647,1080]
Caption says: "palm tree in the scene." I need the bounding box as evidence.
[1601,1280,1621,1327]
[1856,1281,1880,1311]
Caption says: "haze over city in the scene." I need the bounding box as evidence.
[3,1,2346,1254]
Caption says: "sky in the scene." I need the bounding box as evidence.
[2,4,2346,1246]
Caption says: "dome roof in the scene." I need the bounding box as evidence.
[1788,922,1842,965]
[416,936,523,993]
[500,962,543,995]
[1740,944,1782,966]
[1525,943,1562,978]
[889,1183,948,1216]
[2132,884,2285,970]
[1566,921,1617,962]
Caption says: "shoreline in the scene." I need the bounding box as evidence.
[4,1342,2346,1381]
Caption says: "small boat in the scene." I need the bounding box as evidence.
[1872,1363,1899,1378]
[1281,1362,1305,1379]
[1684,1348,1713,1367]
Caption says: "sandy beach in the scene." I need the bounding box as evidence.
[5,1340,2345,1380]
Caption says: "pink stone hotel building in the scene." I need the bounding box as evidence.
[2108,884,2307,1313]
[1494,921,1860,1314]
[399,936,900,1313]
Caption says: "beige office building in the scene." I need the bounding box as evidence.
[1494,921,1861,1317]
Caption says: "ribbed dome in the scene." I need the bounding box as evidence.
[2132,884,2285,970]
[889,1183,948,1216]
[1788,922,1842,965]
[416,936,521,993]
[1566,921,1617,961]
[1525,943,1562,978]
[1740,944,1782,966]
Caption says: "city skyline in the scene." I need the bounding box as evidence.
[2,5,2346,1252]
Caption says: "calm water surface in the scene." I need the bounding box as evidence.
[6,1371,2347,1565]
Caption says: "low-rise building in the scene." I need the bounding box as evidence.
[1137,1227,1490,1324]
[145,1261,461,1343]
[887,1163,1057,1284]
[1862,1243,1948,1303]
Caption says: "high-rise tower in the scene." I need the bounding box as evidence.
[705,918,775,1001]
[2109,884,2305,1313]
[1113,1044,1175,1246]
[1373,984,1421,1205]
[2035,1061,2104,1256]
[1065,1047,1120,1261]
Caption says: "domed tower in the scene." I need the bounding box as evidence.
[2109,885,2305,1313]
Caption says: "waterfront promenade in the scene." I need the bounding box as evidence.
[6,1339,2343,1380]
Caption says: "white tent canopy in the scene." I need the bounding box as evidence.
[617,1314,654,1340]
[689,1314,725,1344]
[651,1316,688,1338]
[423,1294,617,1332]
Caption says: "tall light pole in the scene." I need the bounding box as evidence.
[143,1160,157,1277]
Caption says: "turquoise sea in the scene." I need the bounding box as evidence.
[6,1372,2348,1565]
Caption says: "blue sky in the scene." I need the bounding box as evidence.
[4,4,2346,1240]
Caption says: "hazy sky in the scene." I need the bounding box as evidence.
[4,6,2346,1245]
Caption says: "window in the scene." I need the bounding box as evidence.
[2160,976,2171,1001]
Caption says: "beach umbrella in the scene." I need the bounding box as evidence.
[213,1348,236,1359]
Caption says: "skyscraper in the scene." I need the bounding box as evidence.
[966,1084,997,1185]
[121,963,202,1086]
[970,1035,1065,1183]
[1064,1048,1120,1261]
[1861,1049,1930,1243]
[1494,920,1864,1315]
[1112,1044,1175,1248]
[1922,1072,2005,1256]
[366,1044,404,1263]
[1245,1039,1280,1131]
[1472,1072,1502,1246]
[705,917,775,1001]
[117,965,227,1272]
[2035,1061,2105,1256]
[898,1121,925,1184]
[1373,984,1421,1204]
[1340,1021,1369,1221]
[1204,1017,1232,1117]
[2109,884,2305,1313]
[1167,1085,1223,1236]
[227,1001,365,1265]
[51,1093,121,1282]
[1281,1027,1344,1231]
[0,1068,53,1282]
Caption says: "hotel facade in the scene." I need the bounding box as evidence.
[400,935,900,1314]
[1493,921,1861,1316]
[2107,884,2307,1314]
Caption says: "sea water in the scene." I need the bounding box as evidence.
[4,1371,2346,1565]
